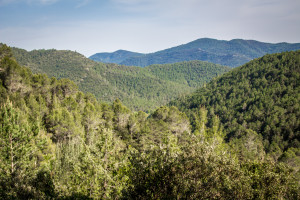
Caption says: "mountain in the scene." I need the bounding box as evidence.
[170,50,300,167]
[93,38,300,67]
[12,47,96,85]
[12,47,230,111]
[1,44,299,199]
[89,50,144,64]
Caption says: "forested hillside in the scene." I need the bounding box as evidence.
[170,50,300,176]
[89,49,144,64]
[12,48,95,84]
[102,38,300,67]
[12,47,230,111]
[1,44,299,199]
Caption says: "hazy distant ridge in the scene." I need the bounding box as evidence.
[90,38,300,67]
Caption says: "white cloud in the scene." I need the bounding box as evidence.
[0,0,59,6]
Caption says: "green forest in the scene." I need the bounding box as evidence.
[12,47,230,111]
[0,44,300,199]
[170,51,300,167]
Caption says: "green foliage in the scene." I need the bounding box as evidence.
[241,162,299,199]
[229,129,265,161]
[53,129,129,199]
[123,121,299,200]
[0,100,55,199]
[0,101,35,198]
[0,44,13,60]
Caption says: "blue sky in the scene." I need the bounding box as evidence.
[1,0,300,56]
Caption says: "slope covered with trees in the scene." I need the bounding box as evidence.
[110,38,300,67]
[1,44,299,199]
[87,61,229,111]
[170,50,300,177]
[89,49,144,64]
[12,47,230,111]
[12,47,95,85]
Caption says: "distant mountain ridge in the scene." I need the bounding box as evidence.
[89,50,144,64]
[89,38,300,67]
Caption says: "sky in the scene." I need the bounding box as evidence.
[0,0,300,57]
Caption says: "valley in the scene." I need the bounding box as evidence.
[12,47,230,111]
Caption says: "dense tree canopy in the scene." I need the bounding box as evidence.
[170,50,300,179]
[1,44,299,199]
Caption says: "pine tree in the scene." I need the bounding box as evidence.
[0,100,36,198]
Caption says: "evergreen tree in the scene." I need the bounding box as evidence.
[0,100,53,199]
